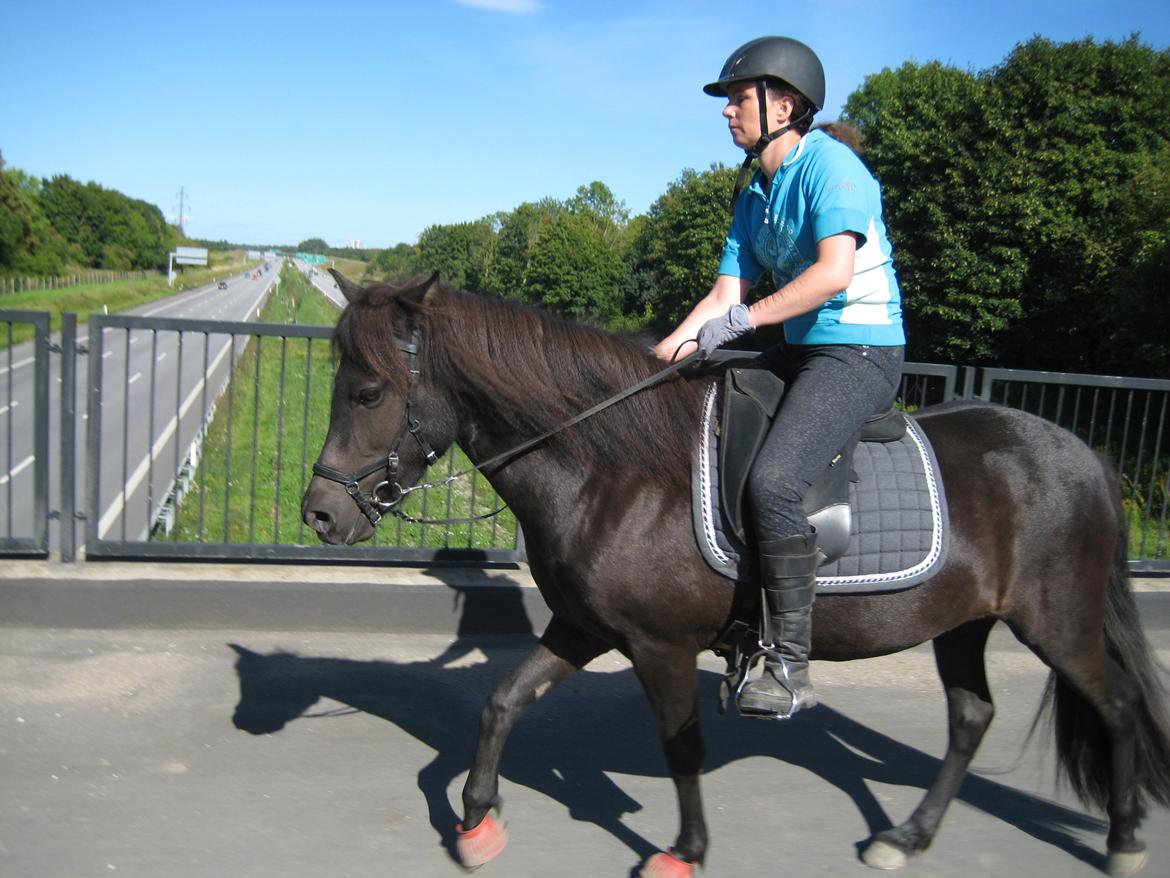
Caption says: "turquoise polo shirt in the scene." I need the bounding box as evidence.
[718,129,905,346]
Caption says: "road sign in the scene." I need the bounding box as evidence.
[175,247,209,266]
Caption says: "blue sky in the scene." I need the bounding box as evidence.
[2,0,1167,248]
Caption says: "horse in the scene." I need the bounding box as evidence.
[301,271,1170,877]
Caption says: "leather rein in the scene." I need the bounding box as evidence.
[311,330,700,528]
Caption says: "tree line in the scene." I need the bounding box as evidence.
[0,156,184,276]
[364,35,1169,378]
[3,35,1165,377]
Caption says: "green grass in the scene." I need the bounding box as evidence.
[325,256,373,282]
[162,266,518,551]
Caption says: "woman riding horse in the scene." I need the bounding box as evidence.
[656,36,906,720]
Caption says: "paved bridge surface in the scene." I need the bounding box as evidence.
[2,562,1168,878]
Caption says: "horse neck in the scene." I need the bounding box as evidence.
[420,300,699,522]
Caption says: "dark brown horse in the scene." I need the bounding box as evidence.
[301,271,1170,877]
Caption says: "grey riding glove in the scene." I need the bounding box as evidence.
[696,303,754,359]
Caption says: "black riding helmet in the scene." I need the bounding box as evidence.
[706,36,826,212]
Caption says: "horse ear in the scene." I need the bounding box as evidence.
[422,270,441,305]
[329,269,364,304]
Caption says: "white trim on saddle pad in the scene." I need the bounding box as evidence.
[692,382,950,595]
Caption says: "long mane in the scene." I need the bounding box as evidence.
[335,277,706,487]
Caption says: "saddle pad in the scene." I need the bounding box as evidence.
[692,383,950,595]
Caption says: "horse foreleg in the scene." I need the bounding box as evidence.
[863,619,996,870]
[458,616,608,866]
[630,643,707,877]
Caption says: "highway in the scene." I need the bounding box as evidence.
[0,267,279,552]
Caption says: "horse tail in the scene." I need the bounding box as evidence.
[1041,474,1170,814]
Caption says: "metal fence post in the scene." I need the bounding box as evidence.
[59,313,77,562]
[84,314,105,557]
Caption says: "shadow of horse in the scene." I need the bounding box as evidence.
[228,640,1108,871]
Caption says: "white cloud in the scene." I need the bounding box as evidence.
[453,0,541,13]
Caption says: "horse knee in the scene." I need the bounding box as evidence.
[480,688,526,731]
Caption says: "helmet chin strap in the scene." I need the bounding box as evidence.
[727,79,812,214]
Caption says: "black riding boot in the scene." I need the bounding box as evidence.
[737,533,819,719]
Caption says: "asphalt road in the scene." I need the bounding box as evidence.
[2,568,1169,878]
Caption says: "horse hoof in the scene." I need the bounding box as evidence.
[861,840,909,871]
[640,851,696,877]
[1106,849,1148,876]
[456,814,508,870]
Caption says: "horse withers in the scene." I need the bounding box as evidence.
[301,271,1170,877]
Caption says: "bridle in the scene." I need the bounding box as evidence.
[310,331,440,526]
[311,328,702,528]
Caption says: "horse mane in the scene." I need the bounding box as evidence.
[334,276,706,486]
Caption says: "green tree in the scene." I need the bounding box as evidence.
[36,174,175,271]
[989,36,1170,375]
[526,210,625,321]
[0,162,70,275]
[368,242,419,282]
[843,36,1170,374]
[567,180,630,249]
[296,238,329,254]
[627,164,739,328]
[414,219,496,293]
[843,62,1026,362]
[491,198,563,301]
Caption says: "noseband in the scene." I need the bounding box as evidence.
[311,331,439,525]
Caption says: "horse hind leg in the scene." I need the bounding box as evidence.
[1030,628,1170,875]
[862,618,997,870]
[1043,646,1150,877]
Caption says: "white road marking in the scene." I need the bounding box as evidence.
[1,455,34,486]
[97,341,233,538]
[0,356,35,375]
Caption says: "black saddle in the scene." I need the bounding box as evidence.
[718,364,905,566]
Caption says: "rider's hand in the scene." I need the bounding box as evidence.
[696,303,754,359]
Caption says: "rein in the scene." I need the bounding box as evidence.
[312,329,701,528]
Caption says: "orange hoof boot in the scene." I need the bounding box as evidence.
[455,814,508,870]
[640,850,697,877]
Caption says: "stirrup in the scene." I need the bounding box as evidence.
[734,648,814,720]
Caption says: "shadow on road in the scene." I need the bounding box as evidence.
[228,637,1106,871]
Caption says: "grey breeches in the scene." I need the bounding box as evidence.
[748,343,904,540]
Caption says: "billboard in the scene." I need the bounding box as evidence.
[174,246,209,266]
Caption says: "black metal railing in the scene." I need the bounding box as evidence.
[976,368,1170,571]
[3,305,1167,570]
[82,313,522,565]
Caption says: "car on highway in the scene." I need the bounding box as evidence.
[217,281,228,290]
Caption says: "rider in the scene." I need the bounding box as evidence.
[655,36,905,719]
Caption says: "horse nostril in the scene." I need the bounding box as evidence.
[306,510,332,534]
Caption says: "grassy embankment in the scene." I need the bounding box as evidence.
[164,265,518,552]
[0,251,261,349]
[323,255,373,282]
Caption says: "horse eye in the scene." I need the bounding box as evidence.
[356,387,383,407]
